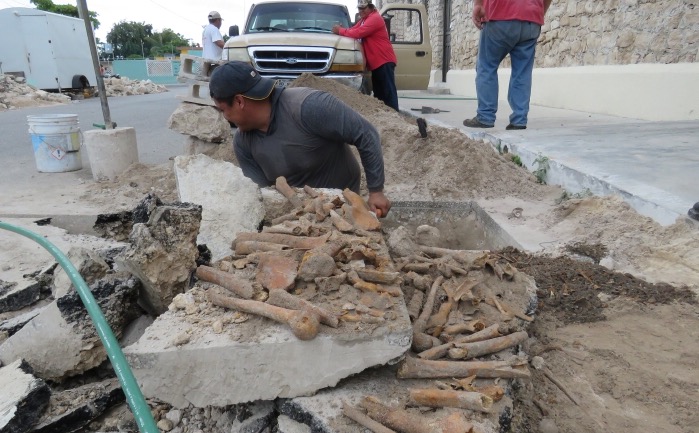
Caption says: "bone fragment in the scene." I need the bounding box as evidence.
[207,289,319,340]
[397,356,531,379]
[407,290,424,321]
[417,342,454,360]
[477,385,505,402]
[267,289,339,328]
[418,247,490,267]
[329,209,354,232]
[342,189,381,231]
[408,388,493,413]
[342,401,397,433]
[195,266,254,299]
[315,273,347,292]
[452,323,501,343]
[303,185,319,198]
[271,208,305,225]
[275,176,303,208]
[443,320,487,335]
[235,232,329,250]
[402,263,433,274]
[234,240,287,256]
[426,284,456,335]
[485,297,534,322]
[451,331,528,360]
[359,397,472,433]
[348,270,401,297]
[255,254,298,291]
[356,268,401,284]
[413,276,444,335]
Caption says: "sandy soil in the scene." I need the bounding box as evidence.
[3,75,697,433]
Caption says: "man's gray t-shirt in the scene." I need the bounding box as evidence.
[233,87,385,193]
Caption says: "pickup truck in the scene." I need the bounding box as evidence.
[223,1,432,92]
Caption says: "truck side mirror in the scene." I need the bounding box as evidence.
[229,25,239,37]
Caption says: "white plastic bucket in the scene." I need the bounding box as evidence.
[27,114,83,173]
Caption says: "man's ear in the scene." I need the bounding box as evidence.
[234,95,246,108]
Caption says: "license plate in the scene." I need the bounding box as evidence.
[276,78,292,87]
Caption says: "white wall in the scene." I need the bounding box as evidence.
[440,63,699,121]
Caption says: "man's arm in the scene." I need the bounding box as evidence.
[337,12,385,39]
[299,91,391,217]
[233,133,273,187]
[472,0,486,29]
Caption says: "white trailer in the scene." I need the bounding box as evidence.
[0,7,96,92]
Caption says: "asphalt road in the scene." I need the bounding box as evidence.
[0,84,189,165]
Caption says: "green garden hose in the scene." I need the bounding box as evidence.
[0,221,158,433]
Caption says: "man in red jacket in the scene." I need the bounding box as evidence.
[332,0,399,111]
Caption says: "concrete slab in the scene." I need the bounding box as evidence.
[124,285,412,408]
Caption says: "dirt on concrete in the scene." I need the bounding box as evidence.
[5,74,698,433]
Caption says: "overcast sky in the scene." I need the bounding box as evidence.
[0,0,359,44]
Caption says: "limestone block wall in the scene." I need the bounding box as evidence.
[381,0,699,70]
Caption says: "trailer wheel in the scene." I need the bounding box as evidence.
[72,75,90,89]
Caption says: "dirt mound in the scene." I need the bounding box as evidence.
[290,73,555,202]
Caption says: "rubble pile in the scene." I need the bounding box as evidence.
[0,73,71,110]
[0,174,537,433]
[101,76,168,97]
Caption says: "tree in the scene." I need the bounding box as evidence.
[107,22,191,58]
[107,21,154,58]
[30,0,100,29]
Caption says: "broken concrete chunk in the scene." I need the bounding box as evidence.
[0,359,50,433]
[124,293,412,407]
[386,226,420,258]
[0,279,41,314]
[174,154,264,262]
[93,211,133,241]
[52,247,110,299]
[117,197,202,315]
[0,276,139,381]
[0,305,47,338]
[31,379,124,433]
[167,103,230,143]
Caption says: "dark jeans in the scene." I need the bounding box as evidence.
[371,62,399,111]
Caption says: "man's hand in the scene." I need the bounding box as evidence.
[331,24,342,35]
[368,191,391,218]
[472,4,486,29]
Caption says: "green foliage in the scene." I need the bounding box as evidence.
[30,0,100,29]
[107,22,190,58]
[555,188,593,204]
[533,154,549,184]
[511,155,523,167]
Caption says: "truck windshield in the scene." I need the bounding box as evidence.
[247,3,351,33]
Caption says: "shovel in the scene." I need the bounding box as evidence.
[410,106,450,114]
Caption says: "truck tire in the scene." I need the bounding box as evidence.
[360,74,372,95]
[72,74,90,89]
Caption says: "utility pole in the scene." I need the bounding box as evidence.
[77,0,113,129]
[141,40,145,58]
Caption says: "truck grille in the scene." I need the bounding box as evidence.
[249,47,334,74]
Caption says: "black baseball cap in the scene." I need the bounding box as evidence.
[209,61,276,101]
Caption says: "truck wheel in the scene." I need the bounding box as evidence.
[72,75,90,89]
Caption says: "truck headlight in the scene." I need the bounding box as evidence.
[223,48,250,62]
[334,49,364,66]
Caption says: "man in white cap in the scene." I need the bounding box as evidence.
[202,11,224,60]
[209,61,392,217]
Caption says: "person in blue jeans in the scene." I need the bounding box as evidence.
[463,0,552,130]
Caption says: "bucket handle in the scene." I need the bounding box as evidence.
[29,127,84,154]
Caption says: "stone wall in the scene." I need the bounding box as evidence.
[380,0,699,70]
